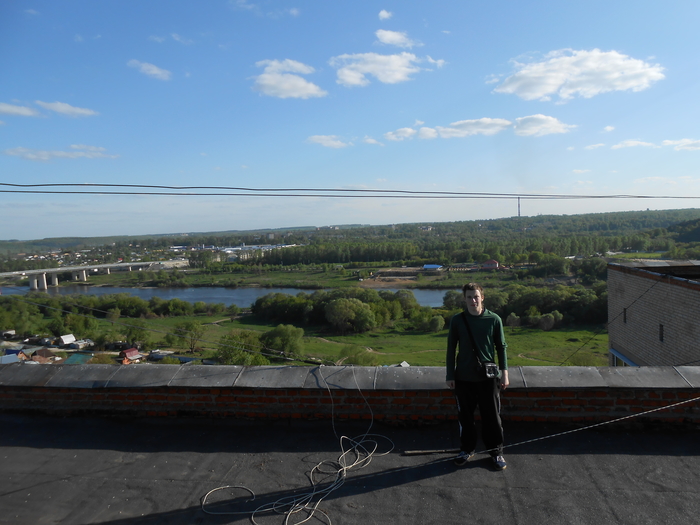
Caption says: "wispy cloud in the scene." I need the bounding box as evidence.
[171,33,194,45]
[634,176,677,185]
[513,114,576,136]
[494,49,665,101]
[384,127,417,141]
[663,139,700,151]
[35,101,99,117]
[379,10,392,20]
[149,35,166,43]
[0,102,40,117]
[253,59,327,99]
[437,118,512,138]
[375,29,421,49]
[417,127,438,139]
[330,52,422,87]
[4,144,118,161]
[585,143,605,150]
[603,125,615,133]
[127,59,172,80]
[611,139,658,150]
[363,136,384,146]
[573,169,590,174]
[307,135,352,148]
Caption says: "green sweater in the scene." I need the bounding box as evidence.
[446,308,508,382]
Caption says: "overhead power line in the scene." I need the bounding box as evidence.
[1,182,699,200]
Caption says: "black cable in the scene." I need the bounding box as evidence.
[1,182,699,200]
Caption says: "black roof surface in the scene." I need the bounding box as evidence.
[0,413,698,525]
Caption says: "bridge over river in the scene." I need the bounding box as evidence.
[0,261,165,290]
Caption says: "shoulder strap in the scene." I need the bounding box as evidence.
[460,312,483,366]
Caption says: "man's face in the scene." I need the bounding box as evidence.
[464,289,483,315]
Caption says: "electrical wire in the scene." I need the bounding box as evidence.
[1,182,700,200]
[200,366,395,525]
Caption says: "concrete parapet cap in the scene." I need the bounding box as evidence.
[103,364,180,388]
[675,366,700,388]
[305,366,376,390]
[168,365,242,388]
[521,366,607,389]
[235,365,311,389]
[45,364,120,389]
[0,363,698,390]
[0,362,64,387]
[374,366,445,390]
[598,366,695,388]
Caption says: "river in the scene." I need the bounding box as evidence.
[1,285,457,308]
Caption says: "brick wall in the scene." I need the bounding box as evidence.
[608,264,700,366]
[1,363,699,426]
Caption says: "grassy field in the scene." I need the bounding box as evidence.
[293,324,608,367]
[78,266,532,291]
[129,313,608,368]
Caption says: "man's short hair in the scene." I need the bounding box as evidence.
[462,282,484,297]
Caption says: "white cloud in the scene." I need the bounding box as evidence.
[514,114,576,137]
[375,29,421,49]
[363,136,384,146]
[603,125,615,133]
[634,176,676,185]
[611,139,658,150]
[573,169,590,174]
[585,143,605,149]
[436,118,512,138]
[149,35,166,43]
[418,127,438,139]
[171,33,194,45]
[494,49,665,101]
[127,59,172,80]
[307,135,351,148]
[74,34,84,43]
[0,102,40,117]
[35,101,99,117]
[287,8,300,16]
[379,10,392,20]
[663,139,700,151]
[4,144,118,161]
[384,127,417,141]
[231,0,256,10]
[25,9,39,15]
[330,52,421,86]
[253,59,327,99]
[414,120,424,126]
[426,55,446,68]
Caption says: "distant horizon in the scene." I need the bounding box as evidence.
[2,205,698,245]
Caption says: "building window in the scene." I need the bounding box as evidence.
[659,324,664,342]
[623,308,627,323]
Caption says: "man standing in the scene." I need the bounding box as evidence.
[446,283,509,470]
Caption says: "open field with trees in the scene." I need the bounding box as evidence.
[3,209,699,367]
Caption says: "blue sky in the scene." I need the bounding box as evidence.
[2,1,700,240]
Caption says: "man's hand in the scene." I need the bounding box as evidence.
[446,380,455,389]
[500,370,510,390]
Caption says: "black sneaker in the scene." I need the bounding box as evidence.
[492,455,507,470]
[453,451,475,466]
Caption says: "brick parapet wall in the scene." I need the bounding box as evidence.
[1,364,699,426]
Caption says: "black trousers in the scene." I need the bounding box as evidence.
[454,378,504,457]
